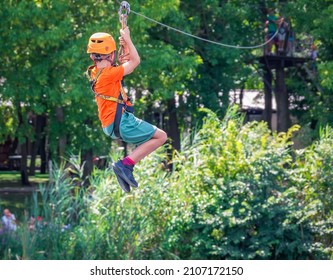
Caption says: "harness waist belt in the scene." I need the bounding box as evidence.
[94,92,126,104]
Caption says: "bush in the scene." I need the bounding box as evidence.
[163,108,315,259]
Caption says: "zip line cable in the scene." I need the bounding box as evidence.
[130,10,278,50]
[115,1,279,50]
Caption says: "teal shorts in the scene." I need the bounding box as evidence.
[103,111,157,146]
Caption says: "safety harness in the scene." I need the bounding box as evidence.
[86,65,134,139]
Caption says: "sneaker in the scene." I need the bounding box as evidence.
[113,170,131,193]
[112,160,138,188]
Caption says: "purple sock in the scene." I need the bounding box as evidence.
[122,156,135,166]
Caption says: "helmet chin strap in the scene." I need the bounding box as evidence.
[90,51,117,66]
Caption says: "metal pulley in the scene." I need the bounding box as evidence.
[118,1,130,29]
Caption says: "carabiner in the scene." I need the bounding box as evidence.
[118,1,130,27]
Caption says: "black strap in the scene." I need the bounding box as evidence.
[112,81,134,139]
[112,94,134,139]
[113,94,125,138]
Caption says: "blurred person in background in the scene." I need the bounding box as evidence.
[1,208,17,232]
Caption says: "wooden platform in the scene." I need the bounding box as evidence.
[259,55,310,69]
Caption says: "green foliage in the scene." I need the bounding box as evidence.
[1,108,333,260]
[0,105,16,143]
[290,126,333,257]
[164,108,311,259]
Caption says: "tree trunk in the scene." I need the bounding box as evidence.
[9,137,18,155]
[263,66,273,129]
[20,139,30,186]
[275,65,291,132]
[166,98,181,151]
[17,103,30,186]
[239,87,244,110]
[81,148,93,187]
[29,115,44,175]
[163,98,180,171]
[40,115,48,174]
[56,106,67,161]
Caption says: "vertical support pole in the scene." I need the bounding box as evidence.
[275,63,291,132]
[263,66,273,129]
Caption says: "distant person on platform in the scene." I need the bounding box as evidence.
[277,16,289,54]
[265,8,278,55]
[1,208,17,232]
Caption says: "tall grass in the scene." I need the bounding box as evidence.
[1,107,333,260]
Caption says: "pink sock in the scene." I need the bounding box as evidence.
[122,156,135,166]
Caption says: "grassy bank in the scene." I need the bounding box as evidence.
[0,171,49,187]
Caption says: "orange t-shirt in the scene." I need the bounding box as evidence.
[91,65,130,128]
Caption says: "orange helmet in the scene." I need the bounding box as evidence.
[87,32,116,54]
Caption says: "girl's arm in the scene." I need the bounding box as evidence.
[120,27,140,76]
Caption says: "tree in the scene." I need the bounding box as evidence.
[0,0,110,183]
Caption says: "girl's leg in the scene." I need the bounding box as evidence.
[112,128,167,189]
[128,128,167,163]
